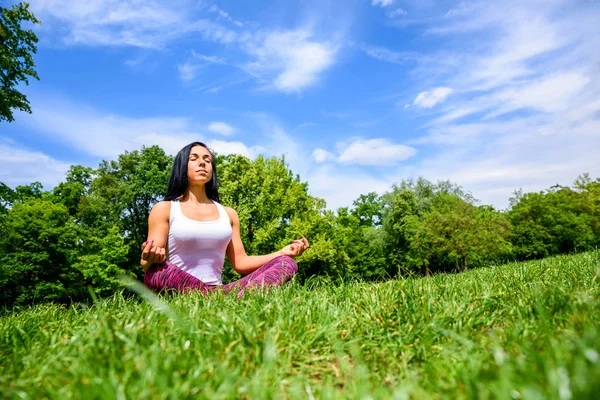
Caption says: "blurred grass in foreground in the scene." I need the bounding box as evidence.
[1,251,599,399]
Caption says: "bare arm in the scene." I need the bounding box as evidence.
[140,201,170,272]
[225,207,309,275]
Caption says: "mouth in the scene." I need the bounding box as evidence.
[197,170,208,174]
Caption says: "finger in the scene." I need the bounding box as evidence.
[141,240,154,260]
[149,245,159,262]
[292,245,301,256]
[301,237,310,248]
[158,247,166,262]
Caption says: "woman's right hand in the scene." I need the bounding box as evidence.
[140,239,166,270]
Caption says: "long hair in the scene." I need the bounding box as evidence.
[165,142,220,202]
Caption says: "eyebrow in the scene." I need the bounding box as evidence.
[189,152,211,158]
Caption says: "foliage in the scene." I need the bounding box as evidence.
[0,143,599,307]
[379,178,509,275]
[407,195,512,273]
[89,146,172,269]
[216,154,347,281]
[1,252,598,398]
[0,1,40,122]
[71,226,133,296]
[508,175,600,259]
[0,199,83,306]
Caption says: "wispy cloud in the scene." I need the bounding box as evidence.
[412,87,453,108]
[177,51,228,81]
[207,122,237,136]
[208,4,244,27]
[242,29,339,93]
[337,138,416,166]
[360,45,423,65]
[308,137,417,167]
[16,93,253,160]
[31,0,237,48]
[0,140,70,187]
[209,140,263,159]
[393,0,600,207]
[312,148,335,163]
[371,0,395,7]
[34,1,342,93]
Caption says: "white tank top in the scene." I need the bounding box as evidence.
[167,200,232,285]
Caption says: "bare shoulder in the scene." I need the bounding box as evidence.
[150,201,171,220]
[224,206,239,223]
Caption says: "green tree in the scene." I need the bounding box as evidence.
[351,192,384,227]
[0,198,83,306]
[508,176,599,260]
[408,195,512,273]
[0,181,16,214]
[51,166,93,216]
[380,178,506,275]
[0,1,40,122]
[90,146,172,270]
[72,226,133,296]
[217,154,347,281]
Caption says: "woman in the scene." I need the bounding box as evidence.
[141,141,309,297]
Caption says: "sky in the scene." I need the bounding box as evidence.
[2,0,599,210]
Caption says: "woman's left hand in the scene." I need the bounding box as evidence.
[280,237,310,258]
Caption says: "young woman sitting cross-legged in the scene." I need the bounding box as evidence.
[141,141,309,297]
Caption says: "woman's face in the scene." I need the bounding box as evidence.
[187,145,213,185]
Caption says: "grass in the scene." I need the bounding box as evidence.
[1,252,599,399]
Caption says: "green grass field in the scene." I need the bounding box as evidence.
[1,252,599,399]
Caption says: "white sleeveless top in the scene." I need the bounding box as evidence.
[167,200,233,285]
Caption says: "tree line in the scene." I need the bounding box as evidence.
[1,146,599,308]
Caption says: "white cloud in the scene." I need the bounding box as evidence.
[312,148,335,163]
[488,71,589,116]
[398,0,600,208]
[30,0,236,48]
[307,165,391,210]
[208,5,244,27]
[208,140,263,159]
[406,117,600,209]
[388,8,407,17]
[178,63,202,81]
[412,87,453,108]
[178,52,228,81]
[337,138,416,166]
[32,1,341,93]
[17,93,205,158]
[0,141,70,188]
[207,122,237,136]
[243,29,338,92]
[372,0,395,8]
[360,45,423,65]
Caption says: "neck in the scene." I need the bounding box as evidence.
[182,184,211,204]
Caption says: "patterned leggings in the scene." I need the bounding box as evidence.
[144,255,298,297]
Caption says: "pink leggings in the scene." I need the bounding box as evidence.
[144,255,298,297]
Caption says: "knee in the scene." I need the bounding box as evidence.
[279,255,298,273]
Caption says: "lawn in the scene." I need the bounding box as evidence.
[1,252,599,399]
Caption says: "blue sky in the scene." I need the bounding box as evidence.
[2,0,599,210]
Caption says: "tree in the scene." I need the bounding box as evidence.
[72,226,133,296]
[0,2,40,122]
[380,178,508,275]
[216,154,346,281]
[351,192,384,227]
[508,177,598,260]
[0,181,16,214]
[0,198,84,306]
[407,195,511,273]
[90,146,172,270]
